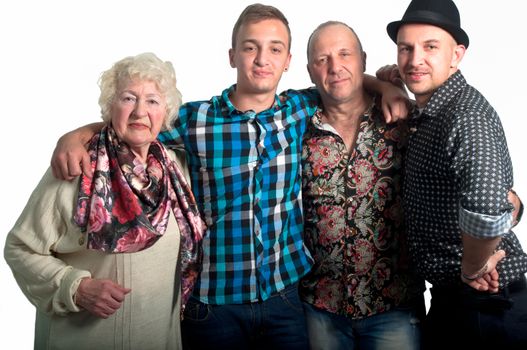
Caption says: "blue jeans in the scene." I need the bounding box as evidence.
[182,283,309,350]
[304,301,423,350]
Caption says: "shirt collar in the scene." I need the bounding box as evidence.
[311,100,375,130]
[418,70,467,119]
[219,84,282,115]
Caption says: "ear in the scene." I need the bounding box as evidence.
[285,52,292,71]
[229,48,235,68]
[450,44,466,69]
[362,51,367,72]
[307,63,315,84]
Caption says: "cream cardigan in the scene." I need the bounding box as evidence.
[5,150,187,350]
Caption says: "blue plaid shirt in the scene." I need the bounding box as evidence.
[158,86,318,304]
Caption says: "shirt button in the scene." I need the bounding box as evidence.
[78,236,85,246]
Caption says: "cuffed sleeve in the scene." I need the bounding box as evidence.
[54,267,91,314]
[459,206,513,238]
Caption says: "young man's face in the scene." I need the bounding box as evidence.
[396,23,465,107]
[307,24,366,106]
[229,19,291,96]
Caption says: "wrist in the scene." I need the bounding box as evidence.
[461,263,488,281]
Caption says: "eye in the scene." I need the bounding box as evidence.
[147,98,160,105]
[271,46,282,54]
[316,57,328,64]
[243,45,256,52]
[121,94,136,103]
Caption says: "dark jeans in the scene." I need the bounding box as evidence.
[181,283,309,350]
[424,276,527,350]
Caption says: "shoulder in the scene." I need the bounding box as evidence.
[452,84,499,122]
[279,87,319,105]
[32,168,79,207]
[179,100,211,115]
[180,90,230,116]
[166,148,190,182]
[8,168,79,240]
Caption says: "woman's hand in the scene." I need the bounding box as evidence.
[75,278,131,318]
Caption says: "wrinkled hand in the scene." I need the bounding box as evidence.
[380,81,411,123]
[461,250,506,293]
[376,64,404,88]
[375,64,410,123]
[75,278,131,318]
[51,131,92,181]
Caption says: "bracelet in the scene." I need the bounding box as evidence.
[461,263,488,281]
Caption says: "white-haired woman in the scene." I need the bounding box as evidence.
[4,53,205,350]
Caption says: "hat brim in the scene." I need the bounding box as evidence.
[387,18,469,48]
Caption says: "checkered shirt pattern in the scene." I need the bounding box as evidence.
[158,86,318,304]
[459,207,513,238]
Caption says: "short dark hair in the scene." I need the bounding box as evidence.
[231,3,291,51]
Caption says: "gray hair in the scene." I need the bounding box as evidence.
[98,52,182,130]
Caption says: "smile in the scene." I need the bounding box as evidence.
[253,70,272,77]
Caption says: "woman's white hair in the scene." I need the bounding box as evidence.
[98,52,182,130]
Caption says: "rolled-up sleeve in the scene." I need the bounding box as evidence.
[448,97,514,237]
[459,207,513,238]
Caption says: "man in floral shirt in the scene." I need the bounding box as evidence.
[299,21,425,350]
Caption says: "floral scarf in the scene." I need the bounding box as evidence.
[74,126,205,310]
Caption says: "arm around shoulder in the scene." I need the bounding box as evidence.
[363,74,411,123]
[50,122,104,181]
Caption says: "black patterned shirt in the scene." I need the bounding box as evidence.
[404,71,527,288]
[300,104,424,319]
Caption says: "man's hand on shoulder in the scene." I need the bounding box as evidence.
[374,64,412,123]
[50,122,103,180]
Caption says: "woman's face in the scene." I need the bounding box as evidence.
[111,79,166,161]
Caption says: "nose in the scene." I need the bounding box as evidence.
[328,56,341,74]
[133,99,147,117]
[254,49,268,66]
[409,47,424,67]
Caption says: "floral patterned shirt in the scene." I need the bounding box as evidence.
[299,104,424,319]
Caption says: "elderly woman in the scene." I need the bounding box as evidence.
[4,53,205,350]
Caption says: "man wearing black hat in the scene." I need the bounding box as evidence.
[384,0,527,348]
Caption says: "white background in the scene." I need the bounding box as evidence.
[1,1,525,348]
